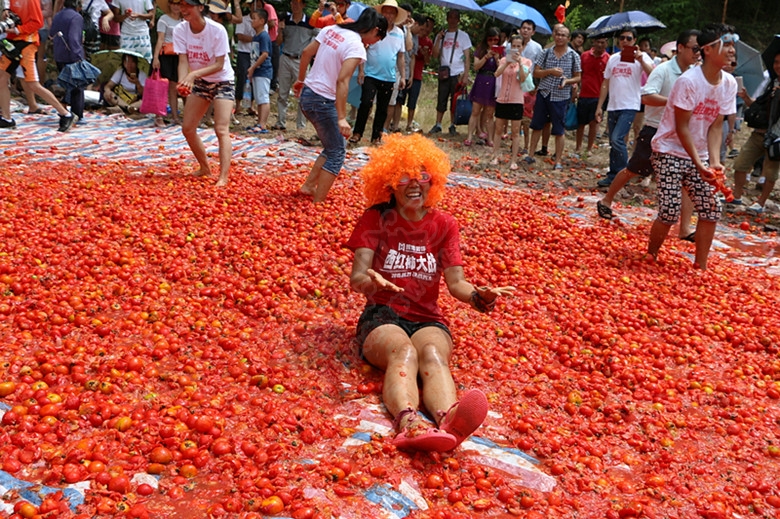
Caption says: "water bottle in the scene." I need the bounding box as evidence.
[241,79,252,110]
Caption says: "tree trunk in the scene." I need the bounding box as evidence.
[722,0,728,23]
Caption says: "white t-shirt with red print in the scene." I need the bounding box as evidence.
[173,18,234,83]
[603,52,654,111]
[652,66,738,161]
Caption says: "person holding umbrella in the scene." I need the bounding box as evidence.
[0,0,77,130]
[50,0,87,123]
[429,9,471,136]
[730,42,780,214]
[173,0,236,187]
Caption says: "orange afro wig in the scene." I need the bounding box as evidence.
[360,133,450,208]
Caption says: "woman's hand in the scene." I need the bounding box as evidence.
[475,285,515,304]
[366,269,403,293]
[152,57,160,70]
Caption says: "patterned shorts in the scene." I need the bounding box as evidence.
[652,152,722,225]
[192,79,236,102]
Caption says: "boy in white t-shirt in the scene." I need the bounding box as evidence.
[647,23,738,270]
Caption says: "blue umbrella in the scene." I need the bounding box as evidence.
[587,10,665,38]
[480,0,550,35]
[421,0,482,13]
[346,1,367,21]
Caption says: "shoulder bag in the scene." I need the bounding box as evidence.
[438,30,458,81]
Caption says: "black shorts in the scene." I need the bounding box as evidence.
[495,102,523,121]
[626,125,657,177]
[577,97,599,126]
[100,34,120,48]
[356,304,451,347]
[159,54,178,82]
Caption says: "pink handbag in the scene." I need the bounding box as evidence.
[140,69,169,117]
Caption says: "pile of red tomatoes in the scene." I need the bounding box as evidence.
[0,158,779,519]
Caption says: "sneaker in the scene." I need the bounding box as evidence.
[725,197,743,206]
[747,202,764,214]
[535,147,548,156]
[597,177,613,188]
[523,156,536,164]
[428,124,442,135]
[448,125,457,136]
[727,148,739,159]
[58,113,76,132]
[0,118,16,129]
[553,163,563,170]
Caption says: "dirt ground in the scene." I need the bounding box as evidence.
[229,77,779,232]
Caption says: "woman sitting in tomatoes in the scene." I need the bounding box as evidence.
[346,133,515,451]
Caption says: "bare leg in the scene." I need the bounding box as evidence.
[212,98,233,187]
[509,119,520,169]
[601,168,637,207]
[678,192,695,238]
[169,82,180,123]
[491,118,505,165]
[362,326,422,425]
[553,134,565,166]
[732,169,748,200]
[648,219,672,259]
[313,170,337,204]
[575,124,584,153]
[484,105,495,144]
[181,95,212,177]
[528,128,541,157]
[466,102,482,142]
[300,155,326,196]
[406,107,415,131]
[756,179,776,207]
[20,80,39,111]
[693,219,717,270]
[27,81,69,115]
[587,120,599,151]
[410,327,456,424]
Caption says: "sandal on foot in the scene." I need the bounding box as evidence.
[464,139,473,146]
[680,232,696,242]
[489,158,499,166]
[393,427,458,452]
[439,389,488,448]
[596,201,614,220]
[509,163,519,171]
[348,134,362,144]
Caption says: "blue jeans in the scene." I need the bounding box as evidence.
[300,87,346,175]
[606,109,637,181]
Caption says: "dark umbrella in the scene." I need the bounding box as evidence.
[762,34,780,78]
[587,10,665,38]
[734,40,766,97]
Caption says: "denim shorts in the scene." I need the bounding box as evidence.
[300,86,346,176]
[252,76,271,105]
[356,304,451,348]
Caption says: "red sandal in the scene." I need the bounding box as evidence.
[439,389,488,448]
[391,408,457,452]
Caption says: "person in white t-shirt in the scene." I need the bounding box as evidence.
[429,9,471,136]
[174,0,236,187]
[595,26,654,187]
[111,0,155,61]
[293,9,387,203]
[648,24,738,270]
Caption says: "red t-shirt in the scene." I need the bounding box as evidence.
[345,207,464,324]
[579,48,610,98]
[413,35,432,81]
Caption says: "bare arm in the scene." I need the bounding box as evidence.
[350,248,403,295]
[443,266,515,311]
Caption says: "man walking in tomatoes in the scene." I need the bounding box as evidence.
[647,23,738,270]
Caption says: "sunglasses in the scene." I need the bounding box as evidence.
[397,172,432,185]
[619,35,634,41]
[688,45,701,53]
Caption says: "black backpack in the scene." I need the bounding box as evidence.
[743,82,776,130]
[82,0,101,54]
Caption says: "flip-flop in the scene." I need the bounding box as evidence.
[439,389,488,448]
[392,427,457,452]
[681,232,696,242]
[596,201,614,220]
